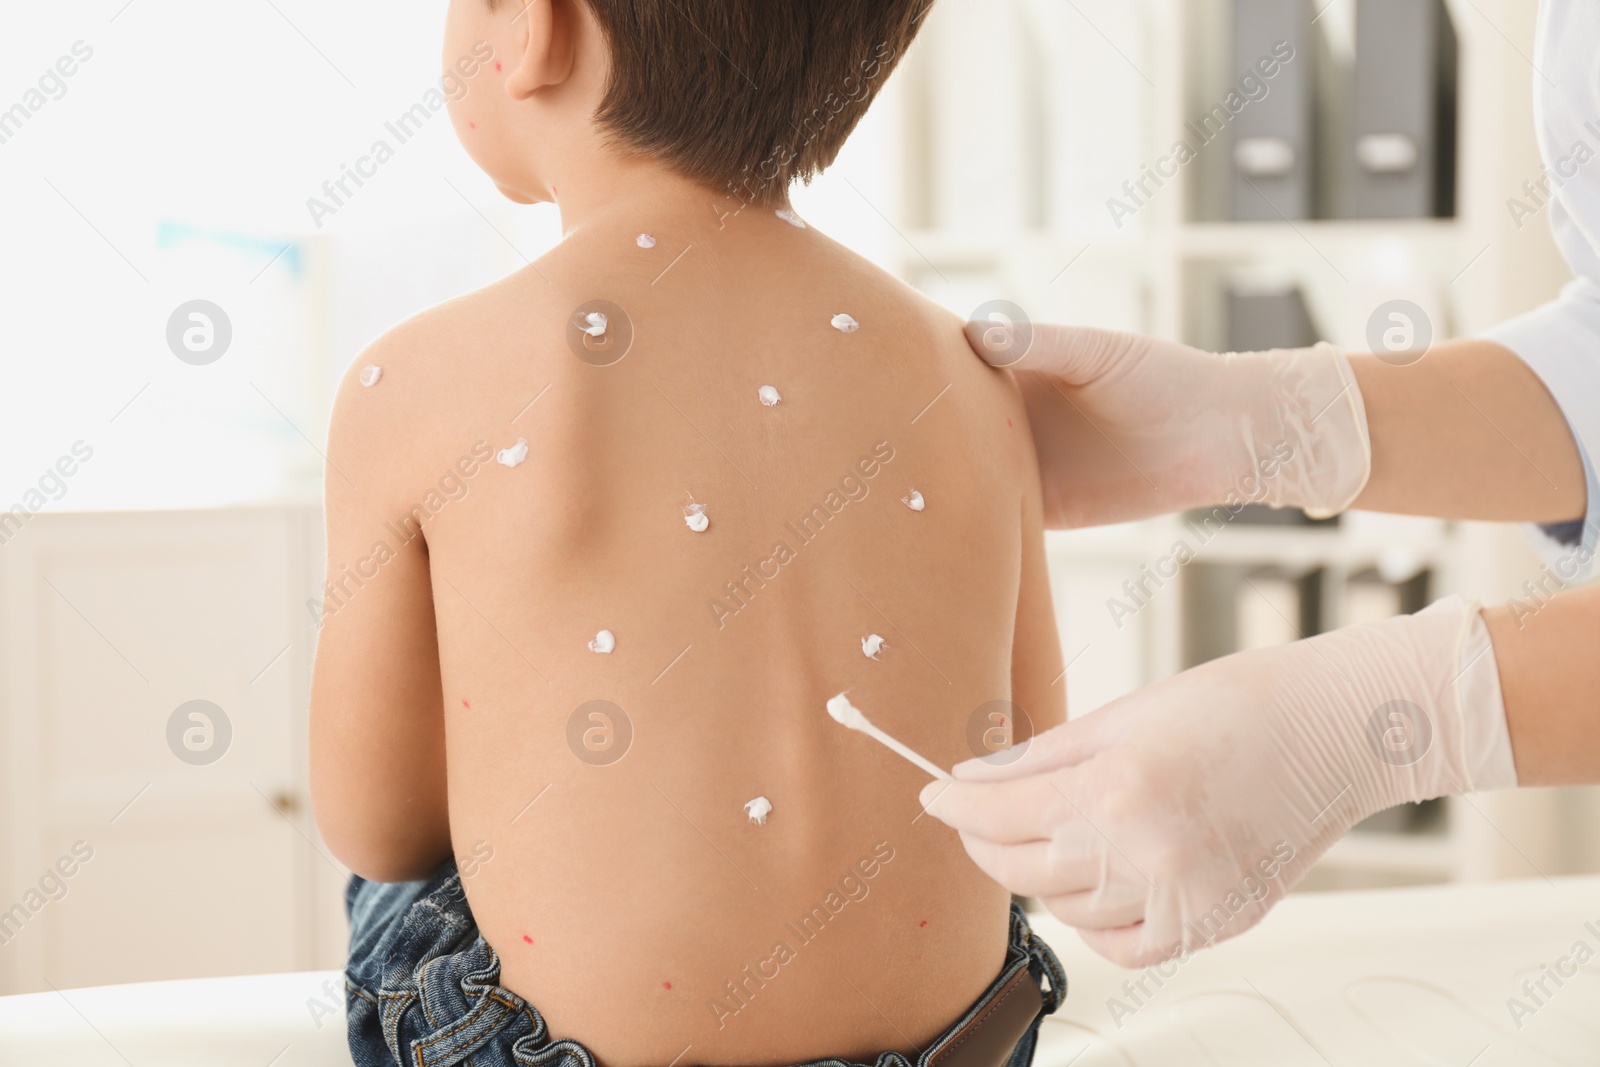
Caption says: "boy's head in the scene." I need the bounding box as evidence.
[444,0,933,207]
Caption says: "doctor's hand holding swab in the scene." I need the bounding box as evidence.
[918,594,1541,967]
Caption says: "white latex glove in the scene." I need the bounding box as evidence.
[919,596,1518,968]
[964,323,1372,527]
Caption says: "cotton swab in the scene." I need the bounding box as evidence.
[826,693,953,781]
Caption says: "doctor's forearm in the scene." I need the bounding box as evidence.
[1348,339,1586,523]
[1483,583,1600,787]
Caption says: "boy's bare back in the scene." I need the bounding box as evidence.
[314,195,1063,1063]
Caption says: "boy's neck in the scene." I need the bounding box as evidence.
[549,153,791,237]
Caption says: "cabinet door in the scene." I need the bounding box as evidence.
[0,507,329,993]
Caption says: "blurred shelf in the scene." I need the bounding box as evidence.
[1173,219,1466,261]
[1170,525,1444,570]
[893,229,1150,269]
[888,221,1464,269]
[1047,518,1451,571]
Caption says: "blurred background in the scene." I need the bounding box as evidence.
[0,0,1594,995]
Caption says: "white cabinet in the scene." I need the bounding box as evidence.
[0,506,343,994]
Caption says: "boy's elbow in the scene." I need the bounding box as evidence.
[346,849,451,885]
[322,820,453,884]
[313,789,452,884]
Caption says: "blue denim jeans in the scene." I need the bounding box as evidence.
[345,861,1066,1067]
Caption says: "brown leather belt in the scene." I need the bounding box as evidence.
[925,965,1045,1067]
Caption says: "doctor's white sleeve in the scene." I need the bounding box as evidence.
[1487,274,1600,583]
[1484,0,1600,584]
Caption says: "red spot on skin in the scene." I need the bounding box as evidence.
[495,61,504,73]
[462,698,471,710]
[522,935,534,944]
[663,981,673,991]
[468,121,477,131]
[919,920,929,928]
[1006,417,1013,428]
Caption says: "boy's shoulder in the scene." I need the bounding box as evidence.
[338,262,572,384]
[323,265,570,507]
[329,255,596,423]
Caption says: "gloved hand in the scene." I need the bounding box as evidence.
[964,323,1372,528]
[919,596,1518,967]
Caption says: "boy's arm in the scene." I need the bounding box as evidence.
[1010,405,1067,740]
[1487,583,1600,786]
[309,344,452,883]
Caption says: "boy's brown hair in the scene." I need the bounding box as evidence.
[501,0,934,204]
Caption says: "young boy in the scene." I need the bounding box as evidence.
[309,1,1067,1064]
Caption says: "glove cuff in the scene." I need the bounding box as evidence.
[1454,602,1519,791]
[1348,596,1506,815]
[1281,596,1498,828]
[1256,344,1373,519]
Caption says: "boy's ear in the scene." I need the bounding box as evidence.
[505,0,577,99]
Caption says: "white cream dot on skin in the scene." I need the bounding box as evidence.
[861,634,887,660]
[775,208,806,229]
[684,503,710,533]
[903,490,925,512]
[758,385,782,408]
[744,796,772,825]
[578,312,608,338]
[588,629,616,654]
[831,313,860,334]
[497,439,529,468]
[359,365,383,388]
[636,233,657,249]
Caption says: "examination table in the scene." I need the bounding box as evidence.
[2,876,1596,1066]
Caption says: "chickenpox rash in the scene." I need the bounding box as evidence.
[1006,417,1013,429]
[662,981,673,991]
[497,439,529,468]
[919,920,928,928]
[522,934,534,944]
[461,698,472,710]
[494,62,504,73]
